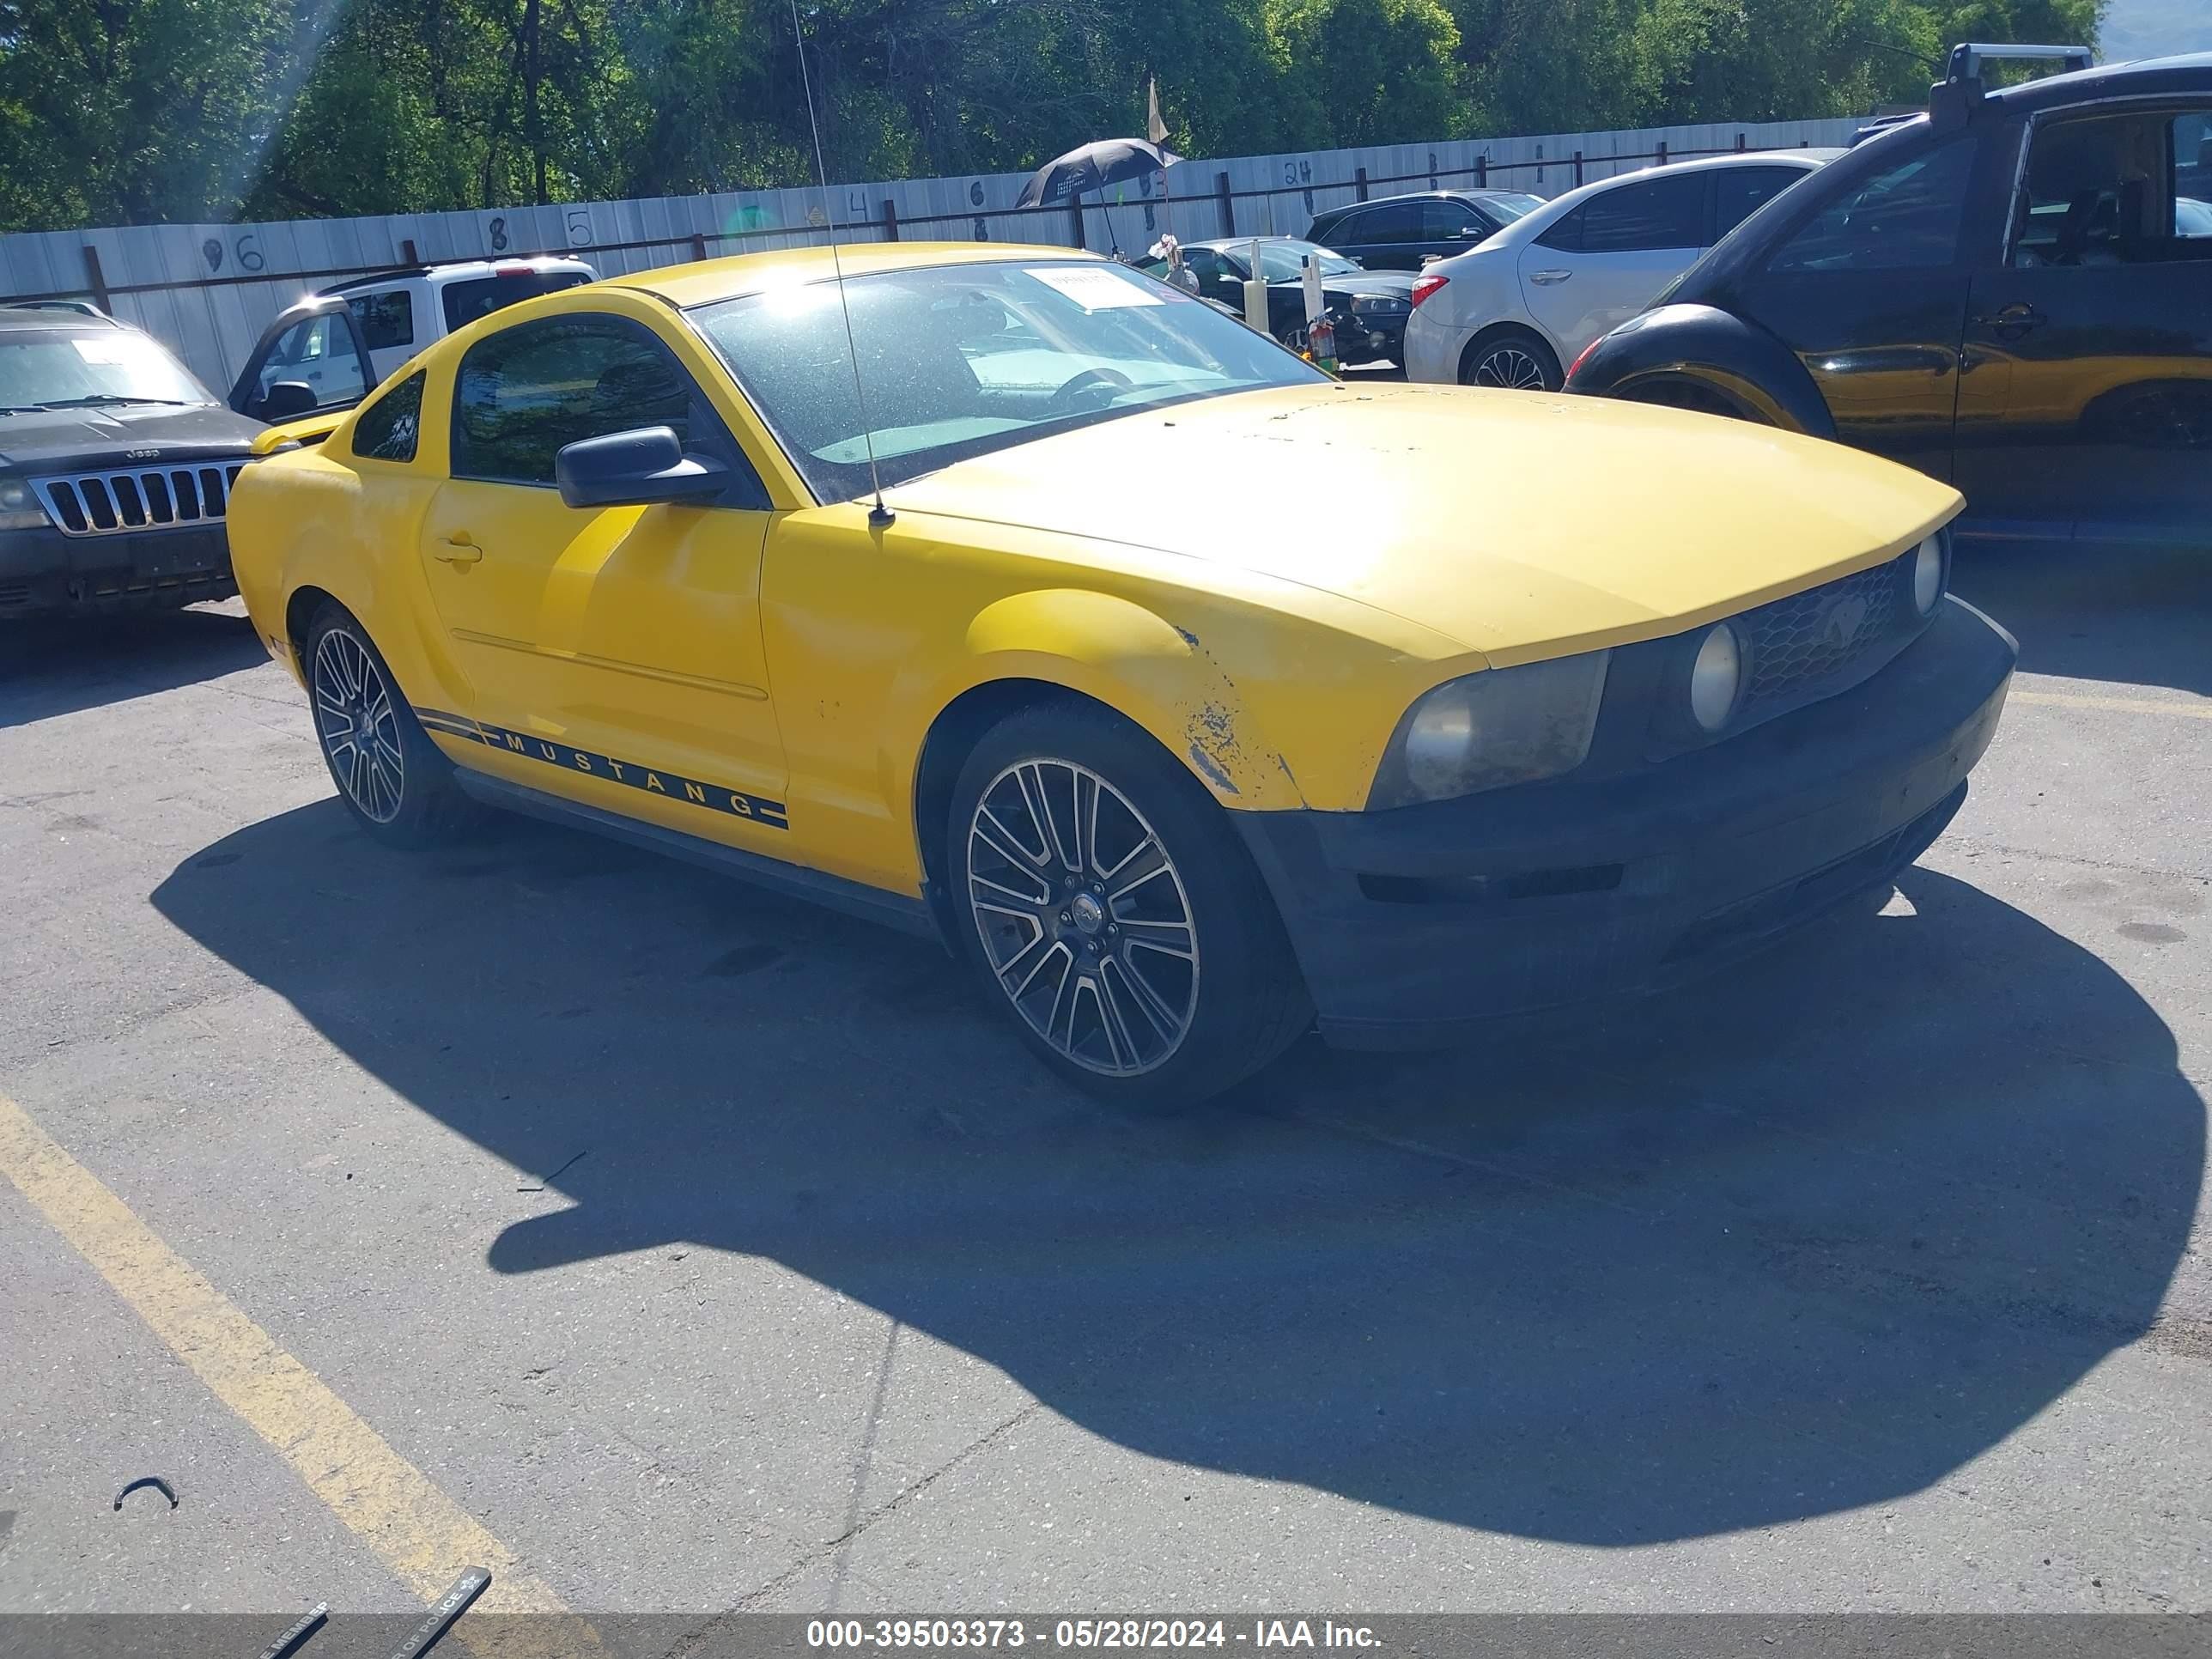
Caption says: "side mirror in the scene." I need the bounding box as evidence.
[555,425,730,510]
[258,380,319,422]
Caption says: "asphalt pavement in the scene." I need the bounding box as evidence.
[1,540,2207,1628]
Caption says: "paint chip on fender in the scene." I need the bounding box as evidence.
[1187,743,1238,793]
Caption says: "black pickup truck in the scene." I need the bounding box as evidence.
[0,304,265,618]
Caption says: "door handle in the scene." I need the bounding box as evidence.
[1528,269,1572,284]
[1973,304,2046,332]
[433,533,483,567]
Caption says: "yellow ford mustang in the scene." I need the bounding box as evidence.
[228,243,2015,1103]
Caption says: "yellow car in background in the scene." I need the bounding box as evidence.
[227,243,2016,1104]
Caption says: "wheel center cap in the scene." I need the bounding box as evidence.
[1069,892,1106,935]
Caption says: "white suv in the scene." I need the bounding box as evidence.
[229,257,597,424]
[1401,151,1838,391]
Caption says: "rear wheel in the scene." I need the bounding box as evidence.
[1460,326,1563,392]
[304,602,483,848]
[947,704,1311,1107]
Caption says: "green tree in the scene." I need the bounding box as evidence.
[0,0,2117,232]
[1267,0,1466,147]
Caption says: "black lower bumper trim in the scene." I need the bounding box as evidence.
[0,524,234,618]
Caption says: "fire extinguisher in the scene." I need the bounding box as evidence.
[1306,312,1339,376]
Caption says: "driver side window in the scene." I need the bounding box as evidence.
[450,316,695,486]
[1769,139,1978,272]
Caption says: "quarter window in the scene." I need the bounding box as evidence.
[352,371,423,463]
[1770,139,1977,272]
[1536,206,1585,252]
[450,315,696,485]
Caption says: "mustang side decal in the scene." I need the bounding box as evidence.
[413,706,789,830]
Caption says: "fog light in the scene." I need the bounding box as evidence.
[1912,534,1944,615]
[1690,624,1741,732]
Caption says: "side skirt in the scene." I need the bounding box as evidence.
[450,767,942,941]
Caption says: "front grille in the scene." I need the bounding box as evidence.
[1735,556,1910,721]
[32,461,246,538]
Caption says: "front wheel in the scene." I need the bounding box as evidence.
[304,602,484,848]
[1460,327,1563,392]
[947,705,1311,1107]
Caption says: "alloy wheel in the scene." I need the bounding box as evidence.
[312,629,405,824]
[1473,345,1548,390]
[965,758,1200,1077]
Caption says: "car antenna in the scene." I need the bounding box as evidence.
[788,0,892,529]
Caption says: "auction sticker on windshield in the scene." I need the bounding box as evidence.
[1025,265,1164,310]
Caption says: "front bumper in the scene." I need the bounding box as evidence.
[0,522,235,617]
[1231,596,2016,1048]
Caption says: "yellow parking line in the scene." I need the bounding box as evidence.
[0,1089,569,1620]
[2012,689,2212,720]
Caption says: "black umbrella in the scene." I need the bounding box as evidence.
[1014,137,1181,210]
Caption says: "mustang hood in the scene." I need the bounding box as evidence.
[884,382,1962,664]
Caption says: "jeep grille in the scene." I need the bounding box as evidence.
[32,462,246,538]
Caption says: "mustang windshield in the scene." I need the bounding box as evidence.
[688,259,1323,501]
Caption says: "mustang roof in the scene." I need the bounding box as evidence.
[611,241,1106,307]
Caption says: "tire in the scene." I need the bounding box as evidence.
[1459,326,1563,392]
[946,703,1312,1107]
[303,601,485,848]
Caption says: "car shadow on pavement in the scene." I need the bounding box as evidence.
[152,802,2203,1547]
[0,604,268,731]
[1951,541,2212,696]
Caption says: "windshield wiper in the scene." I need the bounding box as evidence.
[34,395,203,410]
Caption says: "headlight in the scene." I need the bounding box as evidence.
[1350,295,1405,314]
[1912,532,1945,615]
[0,477,49,531]
[1370,652,1609,807]
[1689,624,1741,732]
